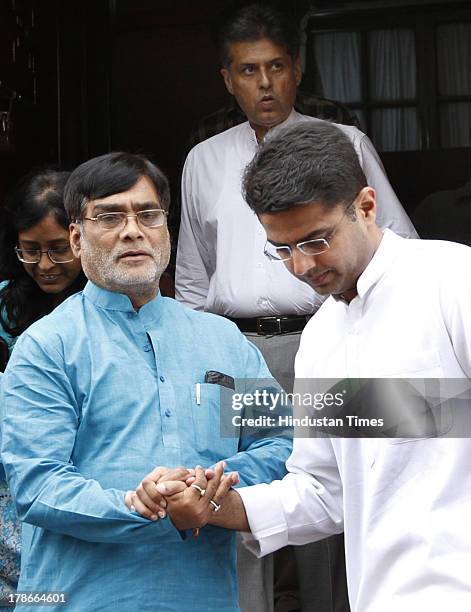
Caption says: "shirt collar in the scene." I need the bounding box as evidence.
[83,281,163,318]
[332,229,403,304]
[356,229,403,299]
[245,107,301,145]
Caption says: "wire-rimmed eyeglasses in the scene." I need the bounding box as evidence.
[80,209,168,231]
[15,246,75,264]
[264,200,356,262]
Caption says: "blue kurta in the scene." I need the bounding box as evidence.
[1,282,292,611]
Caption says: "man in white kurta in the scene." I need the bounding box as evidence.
[238,227,471,612]
[177,110,416,316]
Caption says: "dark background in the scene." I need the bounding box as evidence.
[1,0,470,220]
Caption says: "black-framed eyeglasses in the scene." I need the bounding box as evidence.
[15,246,75,264]
[264,200,356,262]
[81,209,168,231]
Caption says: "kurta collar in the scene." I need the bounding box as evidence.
[244,108,302,145]
[331,230,403,304]
[83,281,163,318]
[356,229,403,299]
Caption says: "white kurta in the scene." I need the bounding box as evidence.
[239,231,471,612]
[176,110,417,316]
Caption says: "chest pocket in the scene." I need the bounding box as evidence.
[191,383,239,460]
[378,350,453,443]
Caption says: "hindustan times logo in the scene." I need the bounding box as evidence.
[231,390,346,411]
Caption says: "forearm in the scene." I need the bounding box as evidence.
[224,437,291,487]
[2,458,185,544]
[207,489,250,532]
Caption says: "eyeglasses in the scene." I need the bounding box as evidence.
[15,246,75,264]
[264,200,356,262]
[81,209,168,231]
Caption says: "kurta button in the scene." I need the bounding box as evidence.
[143,344,151,352]
[159,375,165,382]
[164,409,171,417]
[127,312,134,319]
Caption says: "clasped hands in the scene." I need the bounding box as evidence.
[125,462,239,530]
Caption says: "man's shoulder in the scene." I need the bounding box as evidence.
[19,291,85,347]
[295,113,365,145]
[403,236,471,282]
[399,234,471,261]
[188,121,248,158]
[163,297,242,338]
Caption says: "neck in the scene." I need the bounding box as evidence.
[251,123,270,143]
[250,109,294,143]
[339,288,357,303]
[128,285,159,310]
[341,227,384,304]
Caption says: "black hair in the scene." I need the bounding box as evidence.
[0,170,86,339]
[243,121,367,214]
[64,152,171,221]
[216,2,300,68]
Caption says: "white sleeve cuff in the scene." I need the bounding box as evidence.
[238,482,288,557]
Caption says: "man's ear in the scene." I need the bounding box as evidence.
[294,54,302,87]
[69,223,82,258]
[220,67,234,95]
[357,187,377,225]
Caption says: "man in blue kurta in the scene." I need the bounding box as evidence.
[0,152,291,611]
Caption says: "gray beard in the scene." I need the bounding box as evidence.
[80,236,170,301]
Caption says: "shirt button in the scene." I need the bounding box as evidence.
[159,375,165,382]
[164,409,172,417]
[143,344,152,352]
[127,312,134,319]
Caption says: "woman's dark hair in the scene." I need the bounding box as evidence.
[0,169,86,339]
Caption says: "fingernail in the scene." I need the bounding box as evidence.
[160,500,167,509]
[195,465,202,470]
[158,510,166,519]
[151,514,158,521]
[156,484,166,494]
[130,505,136,512]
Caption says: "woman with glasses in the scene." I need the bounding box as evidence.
[0,169,85,365]
[0,169,85,604]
